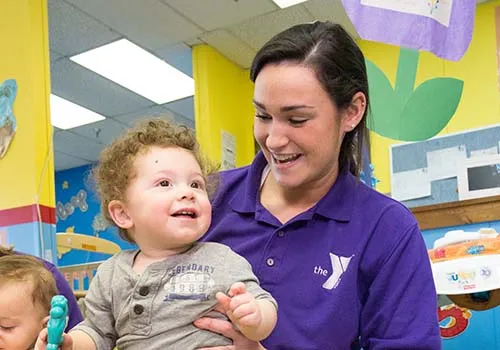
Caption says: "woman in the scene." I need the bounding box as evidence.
[196,21,441,349]
[0,245,83,331]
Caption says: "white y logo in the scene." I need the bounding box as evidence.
[322,253,353,290]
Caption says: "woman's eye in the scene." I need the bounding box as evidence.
[290,119,307,125]
[159,180,171,187]
[255,114,271,121]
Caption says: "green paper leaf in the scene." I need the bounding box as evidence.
[365,59,402,138]
[399,77,463,141]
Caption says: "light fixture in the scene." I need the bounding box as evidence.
[70,39,194,104]
[50,94,105,129]
[272,0,308,8]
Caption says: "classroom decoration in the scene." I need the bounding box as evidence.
[366,48,463,141]
[0,79,17,159]
[56,232,120,258]
[429,228,500,311]
[56,189,89,221]
[342,0,476,61]
[390,125,500,206]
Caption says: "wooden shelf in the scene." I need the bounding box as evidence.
[411,195,500,230]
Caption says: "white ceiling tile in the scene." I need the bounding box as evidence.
[112,105,194,129]
[48,0,121,56]
[201,30,256,69]
[184,37,205,47]
[303,0,359,38]
[69,118,129,146]
[54,151,92,171]
[164,0,277,31]
[50,58,153,117]
[53,130,104,162]
[228,5,315,51]
[64,0,203,50]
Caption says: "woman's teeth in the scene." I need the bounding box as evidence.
[273,154,300,163]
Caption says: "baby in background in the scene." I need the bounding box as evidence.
[36,119,277,350]
[0,254,58,350]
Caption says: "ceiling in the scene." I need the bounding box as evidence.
[49,0,357,171]
[49,0,486,171]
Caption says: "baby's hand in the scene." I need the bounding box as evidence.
[216,282,262,329]
[35,328,74,350]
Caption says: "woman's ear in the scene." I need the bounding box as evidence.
[108,200,133,229]
[341,92,366,133]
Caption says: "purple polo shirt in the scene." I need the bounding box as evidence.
[41,259,84,331]
[202,152,441,350]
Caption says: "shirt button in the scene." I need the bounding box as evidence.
[138,286,149,296]
[277,230,285,237]
[133,304,144,315]
[266,258,275,267]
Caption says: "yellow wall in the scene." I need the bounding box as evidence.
[192,45,255,167]
[0,0,54,210]
[361,2,500,194]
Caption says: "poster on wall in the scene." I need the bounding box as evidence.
[0,79,17,159]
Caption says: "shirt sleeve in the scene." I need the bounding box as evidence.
[223,247,278,311]
[359,218,441,350]
[42,261,84,331]
[71,258,118,350]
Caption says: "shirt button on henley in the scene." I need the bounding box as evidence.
[277,230,285,237]
[138,286,149,296]
[133,304,144,315]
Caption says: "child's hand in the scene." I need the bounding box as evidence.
[216,282,262,329]
[34,328,73,350]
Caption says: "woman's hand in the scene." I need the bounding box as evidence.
[194,304,266,350]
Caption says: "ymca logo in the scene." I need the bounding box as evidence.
[313,253,354,290]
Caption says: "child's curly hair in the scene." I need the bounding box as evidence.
[91,118,218,243]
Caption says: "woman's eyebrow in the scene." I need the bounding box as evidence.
[253,99,314,112]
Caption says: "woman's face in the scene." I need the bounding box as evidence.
[253,62,354,191]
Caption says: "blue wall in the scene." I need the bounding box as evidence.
[55,164,135,267]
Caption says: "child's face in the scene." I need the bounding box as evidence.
[116,146,212,252]
[0,282,46,350]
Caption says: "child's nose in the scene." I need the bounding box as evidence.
[178,185,195,200]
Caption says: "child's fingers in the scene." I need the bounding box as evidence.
[61,333,74,350]
[228,282,247,297]
[215,291,232,313]
[34,329,48,350]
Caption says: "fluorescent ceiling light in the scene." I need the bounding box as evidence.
[272,0,308,8]
[70,39,194,104]
[50,94,105,129]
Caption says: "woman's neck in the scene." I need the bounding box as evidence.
[260,167,339,223]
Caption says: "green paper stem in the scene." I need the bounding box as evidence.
[395,48,419,106]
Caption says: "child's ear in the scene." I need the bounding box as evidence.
[108,200,133,229]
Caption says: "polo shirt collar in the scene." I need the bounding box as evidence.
[229,151,357,222]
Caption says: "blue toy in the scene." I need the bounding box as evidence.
[47,295,68,350]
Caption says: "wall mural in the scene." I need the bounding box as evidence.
[365,48,463,141]
[0,79,17,158]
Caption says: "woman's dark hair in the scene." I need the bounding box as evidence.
[250,21,369,177]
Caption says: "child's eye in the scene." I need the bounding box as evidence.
[190,181,205,190]
[0,325,14,331]
[159,180,171,187]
